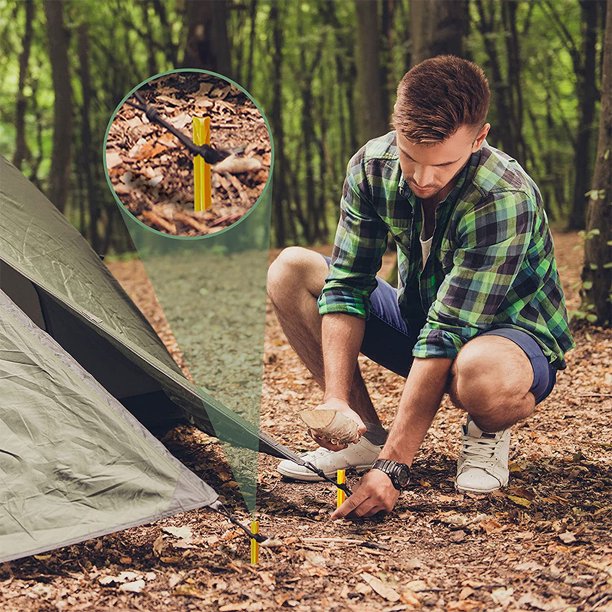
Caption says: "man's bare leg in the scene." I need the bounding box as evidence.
[267,246,384,435]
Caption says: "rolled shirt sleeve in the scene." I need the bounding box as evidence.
[317,155,388,319]
[413,190,536,359]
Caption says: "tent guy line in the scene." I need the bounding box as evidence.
[125,90,241,165]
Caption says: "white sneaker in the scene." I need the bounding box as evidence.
[277,436,383,481]
[456,417,510,493]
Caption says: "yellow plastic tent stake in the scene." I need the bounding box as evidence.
[337,469,346,508]
[250,519,259,565]
[193,116,212,211]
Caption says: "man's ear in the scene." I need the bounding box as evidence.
[472,123,490,150]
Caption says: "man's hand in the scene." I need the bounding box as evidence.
[309,397,366,451]
[330,469,399,519]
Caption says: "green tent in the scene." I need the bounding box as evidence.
[0,156,291,562]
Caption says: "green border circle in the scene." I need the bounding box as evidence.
[102,68,275,241]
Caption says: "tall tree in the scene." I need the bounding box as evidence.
[410,0,468,66]
[44,0,73,213]
[354,0,388,143]
[77,21,100,253]
[13,0,34,170]
[580,0,611,325]
[542,0,601,229]
[183,0,232,77]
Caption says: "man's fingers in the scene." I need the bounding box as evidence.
[330,491,367,519]
[310,432,347,451]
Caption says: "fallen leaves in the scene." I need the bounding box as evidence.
[360,572,400,602]
[105,72,270,236]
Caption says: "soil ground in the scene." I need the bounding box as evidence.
[105,71,270,236]
[1,231,610,611]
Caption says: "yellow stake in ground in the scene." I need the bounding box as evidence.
[337,469,346,508]
[193,116,212,211]
[250,519,259,565]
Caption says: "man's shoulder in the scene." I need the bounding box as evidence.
[348,131,398,170]
[471,144,539,199]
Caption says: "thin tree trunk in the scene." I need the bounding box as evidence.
[268,2,287,247]
[354,0,387,143]
[580,0,611,324]
[182,0,232,76]
[77,22,100,253]
[44,0,73,213]
[410,0,467,66]
[246,0,257,91]
[13,0,34,170]
[568,0,600,230]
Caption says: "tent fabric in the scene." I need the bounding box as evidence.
[0,155,291,458]
[0,155,302,563]
[0,289,217,563]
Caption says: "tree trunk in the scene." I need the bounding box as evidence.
[13,0,34,170]
[354,0,388,143]
[182,0,232,77]
[410,0,467,66]
[268,2,287,247]
[568,0,600,230]
[44,0,73,213]
[77,22,100,253]
[580,0,611,325]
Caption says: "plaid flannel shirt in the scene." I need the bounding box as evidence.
[318,131,574,369]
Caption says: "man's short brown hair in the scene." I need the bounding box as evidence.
[392,55,490,143]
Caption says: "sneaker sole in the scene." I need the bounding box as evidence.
[455,481,507,494]
[277,464,372,482]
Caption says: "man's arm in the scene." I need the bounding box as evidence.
[331,356,451,518]
[311,313,367,451]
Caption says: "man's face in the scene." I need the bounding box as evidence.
[397,124,490,200]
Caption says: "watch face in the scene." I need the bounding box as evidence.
[395,465,410,488]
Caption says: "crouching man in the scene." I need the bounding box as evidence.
[267,56,574,518]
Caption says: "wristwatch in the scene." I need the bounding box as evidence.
[371,459,411,491]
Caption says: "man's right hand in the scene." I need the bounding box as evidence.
[309,397,367,451]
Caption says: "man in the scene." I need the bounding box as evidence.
[267,56,574,518]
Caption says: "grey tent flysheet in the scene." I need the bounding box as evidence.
[0,156,298,562]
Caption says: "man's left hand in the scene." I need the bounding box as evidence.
[331,469,400,519]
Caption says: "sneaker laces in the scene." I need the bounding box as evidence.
[460,433,502,470]
[301,447,333,462]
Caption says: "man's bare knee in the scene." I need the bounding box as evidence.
[267,247,328,300]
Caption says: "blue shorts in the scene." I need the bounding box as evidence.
[321,255,557,404]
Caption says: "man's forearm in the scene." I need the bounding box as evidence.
[321,313,365,401]
[380,357,453,465]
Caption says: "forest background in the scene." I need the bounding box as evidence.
[0,0,609,324]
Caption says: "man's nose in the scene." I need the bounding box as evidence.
[413,165,434,187]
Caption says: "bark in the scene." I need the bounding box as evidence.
[580,0,611,325]
[410,0,467,66]
[246,0,257,91]
[501,0,529,167]
[13,0,34,170]
[354,0,388,143]
[474,0,522,160]
[44,0,73,213]
[568,0,600,230]
[77,22,100,253]
[268,2,287,247]
[182,0,232,77]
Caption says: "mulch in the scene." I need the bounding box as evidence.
[105,71,271,236]
[1,231,610,611]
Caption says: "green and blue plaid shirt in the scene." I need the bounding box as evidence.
[318,131,574,369]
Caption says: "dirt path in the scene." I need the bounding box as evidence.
[1,232,610,611]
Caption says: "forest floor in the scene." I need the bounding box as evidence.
[105,71,270,236]
[1,231,610,611]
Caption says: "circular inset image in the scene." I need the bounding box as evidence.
[104,70,271,237]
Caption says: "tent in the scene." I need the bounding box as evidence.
[0,156,292,563]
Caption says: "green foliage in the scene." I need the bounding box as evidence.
[0,0,606,251]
